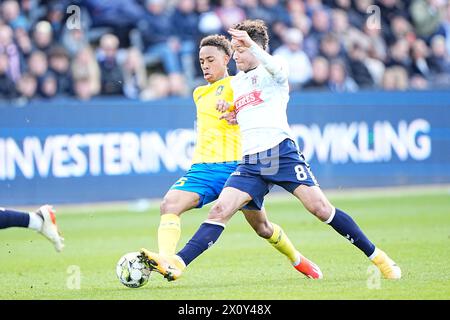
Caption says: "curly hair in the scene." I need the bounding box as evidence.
[232,19,269,50]
[199,35,233,57]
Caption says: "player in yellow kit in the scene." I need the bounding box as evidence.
[143,35,322,281]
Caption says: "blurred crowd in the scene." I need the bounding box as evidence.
[1,0,450,105]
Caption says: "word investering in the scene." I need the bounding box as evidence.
[0,130,195,180]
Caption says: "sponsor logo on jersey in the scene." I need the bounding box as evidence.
[234,90,263,113]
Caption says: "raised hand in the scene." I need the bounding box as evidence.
[228,28,254,48]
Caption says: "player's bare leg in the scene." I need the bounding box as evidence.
[243,208,322,279]
[292,185,401,279]
[158,190,200,256]
[140,187,250,281]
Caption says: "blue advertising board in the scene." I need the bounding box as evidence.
[1,91,449,205]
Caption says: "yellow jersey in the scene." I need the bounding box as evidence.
[192,76,241,164]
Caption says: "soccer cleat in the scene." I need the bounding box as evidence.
[371,249,401,279]
[139,248,183,281]
[36,205,64,252]
[293,253,323,279]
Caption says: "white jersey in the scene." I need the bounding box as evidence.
[231,44,295,156]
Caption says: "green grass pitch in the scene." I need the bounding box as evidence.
[0,186,449,300]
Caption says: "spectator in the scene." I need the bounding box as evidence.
[242,0,270,22]
[273,28,313,91]
[197,0,222,35]
[410,74,429,89]
[410,0,445,40]
[48,46,73,95]
[216,0,246,32]
[319,33,346,61]
[0,53,17,100]
[1,0,28,30]
[0,0,448,104]
[331,8,369,52]
[388,15,416,46]
[139,0,186,96]
[364,52,386,88]
[302,55,330,90]
[287,0,311,41]
[14,27,33,58]
[171,0,200,86]
[386,38,412,71]
[363,21,388,62]
[328,59,358,92]
[27,50,49,92]
[259,0,292,50]
[378,0,405,29]
[39,73,58,99]
[444,1,450,56]
[382,66,409,90]
[410,38,440,78]
[32,20,54,54]
[15,73,37,105]
[82,0,144,47]
[429,34,450,87]
[72,46,101,97]
[140,73,171,101]
[304,7,331,57]
[349,0,375,29]
[45,2,66,42]
[74,76,95,101]
[122,47,147,99]
[62,27,89,58]
[0,24,21,82]
[429,35,450,74]
[347,43,375,88]
[97,33,124,95]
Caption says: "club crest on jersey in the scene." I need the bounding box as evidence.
[235,90,263,113]
[215,85,224,96]
[251,75,258,86]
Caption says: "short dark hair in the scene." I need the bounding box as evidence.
[232,19,269,50]
[199,35,232,57]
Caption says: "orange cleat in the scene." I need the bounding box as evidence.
[139,248,184,281]
[293,254,323,279]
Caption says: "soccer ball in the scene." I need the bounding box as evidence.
[116,252,151,288]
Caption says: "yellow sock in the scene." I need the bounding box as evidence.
[158,214,181,256]
[267,223,299,264]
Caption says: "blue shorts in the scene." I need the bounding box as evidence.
[170,162,238,208]
[224,139,319,210]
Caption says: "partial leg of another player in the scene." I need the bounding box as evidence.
[292,185,401,279]
[0,206,64,252]
[158,189,200,256]
[242,209,322,279]
[140,187,249,281]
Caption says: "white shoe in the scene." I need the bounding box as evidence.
[37,205,64,252]
[371,249,401,279]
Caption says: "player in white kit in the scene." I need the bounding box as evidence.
[141,20,401,281]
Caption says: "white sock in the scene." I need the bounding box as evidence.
[28,212,43,231]
[292,251,302,266]
[369,247,379,260]
[174,255,187,268]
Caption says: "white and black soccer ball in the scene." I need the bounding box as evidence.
[116,252,151,288]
